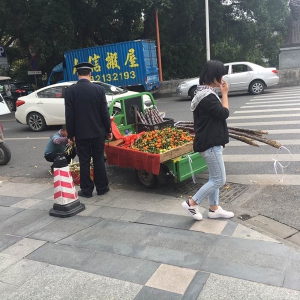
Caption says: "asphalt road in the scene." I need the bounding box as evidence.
[1,87,300,233]
[0,90,252,179]
[1,87,299,182]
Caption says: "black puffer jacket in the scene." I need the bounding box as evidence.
[192,92,229,153]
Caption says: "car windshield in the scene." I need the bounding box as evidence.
[11,82,33,90]
[92,81,127,95]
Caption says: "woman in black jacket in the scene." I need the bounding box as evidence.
[182,60,234,220]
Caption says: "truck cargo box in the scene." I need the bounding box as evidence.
[48,40,160,92]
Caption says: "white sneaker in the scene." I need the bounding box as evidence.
[181,200,202,221]
[208,206,234,219]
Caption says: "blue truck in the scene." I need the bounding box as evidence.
[47,40,160,92]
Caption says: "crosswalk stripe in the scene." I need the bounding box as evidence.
[223,154,296,162]
[259,129,300,134]
[227,140,300,146]
[198,174,300,186]
[250,96,300,101]
[230,128,300,134]
[225,175,300,186]
[229,113,300,119]
[241,103,300,109]
[253,92,300,101]
[234,108,300,113]
[228,120,300,126]
[248,99,300,104]
[255,88,300,95]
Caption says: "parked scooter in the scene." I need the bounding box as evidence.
[0,93,11,165]
[0,122,11,165]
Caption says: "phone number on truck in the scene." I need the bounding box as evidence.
[92,71,136,83]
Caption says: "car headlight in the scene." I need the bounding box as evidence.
[178,82,187,88]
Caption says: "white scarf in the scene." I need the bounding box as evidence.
[191,85,220,112]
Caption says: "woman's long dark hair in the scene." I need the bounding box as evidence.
[199,60,227,85]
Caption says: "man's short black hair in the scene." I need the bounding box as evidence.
[77,69,91,76]
[199,60,227,85]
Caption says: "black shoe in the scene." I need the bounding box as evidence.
[97,187,110,196]
[78,190,92,198]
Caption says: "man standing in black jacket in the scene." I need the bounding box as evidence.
[65,62,112,198]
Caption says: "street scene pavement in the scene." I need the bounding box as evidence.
[1,86,300,299]
[0,171,300,299]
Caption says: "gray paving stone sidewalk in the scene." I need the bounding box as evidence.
[0,178,300,300]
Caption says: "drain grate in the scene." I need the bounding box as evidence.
[219,183,250,203]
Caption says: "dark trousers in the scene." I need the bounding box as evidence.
[44,148,76,167]
[75,136,108,196]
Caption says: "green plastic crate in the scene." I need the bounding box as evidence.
[175,152,207,182]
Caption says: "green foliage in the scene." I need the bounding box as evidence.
[0,0,290,84]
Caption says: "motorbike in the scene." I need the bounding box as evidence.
[0,123,11,165]
[0,122,11,165]
[0,92,11,165]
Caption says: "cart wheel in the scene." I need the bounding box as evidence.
[136,169,157,188]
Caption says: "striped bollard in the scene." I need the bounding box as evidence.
[49,154,85,217]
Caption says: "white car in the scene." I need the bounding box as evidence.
[175,61,279,98]
[15,81,153,131]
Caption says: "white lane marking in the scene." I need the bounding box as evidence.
[229,113,300,119]
[234,108,300,113]
[250,96,300,101]
[227,140,300,146]
[230,129,300,134]
[241,103,300,109]
[228,120,300,126]
[248,99,300,104]
[223,154,297,162]
[225,174,300,186]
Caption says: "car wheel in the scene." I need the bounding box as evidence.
[5,99,15,112]
[249,80,265,95]
[27,112,47,132]
[188,86,197,98]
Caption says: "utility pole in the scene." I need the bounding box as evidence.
[205,0,210,61]
[156,10,163,81]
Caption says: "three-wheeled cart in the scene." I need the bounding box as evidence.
[104,92,207,188]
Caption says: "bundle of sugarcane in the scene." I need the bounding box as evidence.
[137,107,164,125]
[228,126,281,149]
[174,121,194,133]
[174,121,281,149]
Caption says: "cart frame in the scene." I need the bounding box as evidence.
[105,92,207,187]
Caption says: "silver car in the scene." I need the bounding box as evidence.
[176,61,279,98]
